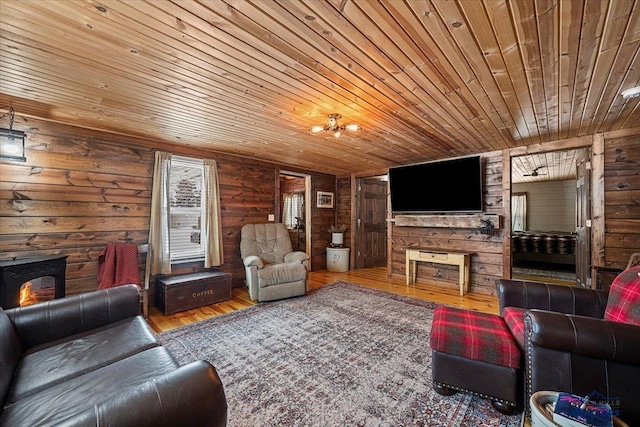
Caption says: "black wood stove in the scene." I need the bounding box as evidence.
[0,255,68,309]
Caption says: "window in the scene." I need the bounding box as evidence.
[282,191,304,229]
[148,152,223,276]
[169,156,204,262]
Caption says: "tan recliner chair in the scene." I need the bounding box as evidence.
[240,223,309,302]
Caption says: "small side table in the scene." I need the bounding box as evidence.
[405,248,473,296]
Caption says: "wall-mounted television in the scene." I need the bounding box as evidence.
[389,156,483,213]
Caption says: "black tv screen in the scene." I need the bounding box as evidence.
[389,156,483,213]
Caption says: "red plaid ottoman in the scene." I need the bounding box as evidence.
[430,306,523,415]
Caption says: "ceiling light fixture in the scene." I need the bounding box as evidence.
[0,107,26,162]
[310,114,360,138]
[621,86,640,99]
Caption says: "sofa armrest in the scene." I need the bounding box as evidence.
[525,310,640,365]
[5,284,141,351]
[54,360,227,427]
[243,255,264,269]
[284,251,309,264]
[497,279,608,318]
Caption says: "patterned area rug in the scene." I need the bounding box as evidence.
[159,282,524,427]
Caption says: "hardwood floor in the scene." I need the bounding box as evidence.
[148,268,533,425]
[147,267,500,333]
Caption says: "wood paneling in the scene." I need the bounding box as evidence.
[336,177,352,249]
[1,0,639,176]
[1,118,637,300]
[0,117,337,295]
[389,151,505,296]
[511,151,579,184]
[395,214,502,229]
[603,134,640,268]
[311,174,337,270]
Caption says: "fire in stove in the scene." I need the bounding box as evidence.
[19,277,56,307]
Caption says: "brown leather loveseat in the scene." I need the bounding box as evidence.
[0,284,227,426]
[498,270,640,426]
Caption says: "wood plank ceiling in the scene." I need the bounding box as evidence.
[1,0,639,176]
[511,149,578,183]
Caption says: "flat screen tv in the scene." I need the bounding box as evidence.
[389,156,483,213]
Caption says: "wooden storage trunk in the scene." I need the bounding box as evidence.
[155,270,231,315]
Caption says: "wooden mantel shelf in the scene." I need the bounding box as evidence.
[393,214,502,229]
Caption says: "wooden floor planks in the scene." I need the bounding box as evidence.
[147,266,542,426]
[147,267,502,333]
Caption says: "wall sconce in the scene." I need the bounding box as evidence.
[0,107,26,162]
[310,114,360,138]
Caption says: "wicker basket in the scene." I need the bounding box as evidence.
[529,391,629,427]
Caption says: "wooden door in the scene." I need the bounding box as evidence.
[355,177,387,269]
[575,148,591,288]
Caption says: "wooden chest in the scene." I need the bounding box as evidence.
[155,270,231,315]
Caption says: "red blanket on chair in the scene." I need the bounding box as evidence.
[97,243,140,290]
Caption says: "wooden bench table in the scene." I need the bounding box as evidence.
[155,269,231,315]
[405,248,473,296]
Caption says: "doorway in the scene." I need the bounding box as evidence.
[355,175,388,269]
[510,148,590,284]
[278,172,311,258]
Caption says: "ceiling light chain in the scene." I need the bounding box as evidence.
[310,114,361,138]
[0,106,16,129]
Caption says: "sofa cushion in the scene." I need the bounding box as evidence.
[430,306,521,369]
[6,284,141,352]
[502,306,527,350]
[4,316,159,404]
[56,361,228,427]
[604,265,640,326]
[0,346,178,426]
[258,262,307,287]
[0,310,21,410]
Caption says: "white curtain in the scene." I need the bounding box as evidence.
[202,159,224,267]
[147,151,172,277]
[283,191,304,229]
[511,192,527,231]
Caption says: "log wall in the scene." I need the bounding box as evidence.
[2,115,637,299]
[603,134,640,269]
[310,175,336,268]
[0,116,336,295]
[336,177,352,249]
[389,152,505,295]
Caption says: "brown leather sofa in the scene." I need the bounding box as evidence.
[0,284,227,426]
[497,279,640,426]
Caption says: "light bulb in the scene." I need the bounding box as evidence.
[310,125,325,134]
[345,123,360,132]
[622,86,640,99]
[2,143,19,154]
[333,130,341,138]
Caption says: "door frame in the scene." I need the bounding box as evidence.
[575,148,592,287]
[504,135,605,287]
[277,170,312,267]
